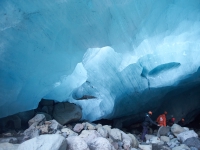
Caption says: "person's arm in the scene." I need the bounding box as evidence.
[148,116,158,126]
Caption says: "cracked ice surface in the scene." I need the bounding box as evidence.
[0,0,200,121]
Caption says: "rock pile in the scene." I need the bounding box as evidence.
[0,114,200,150]
[0,114,139,150]
[136,124,200,150]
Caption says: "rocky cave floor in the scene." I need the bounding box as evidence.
[1,100,200,150]
[1,117,200,150]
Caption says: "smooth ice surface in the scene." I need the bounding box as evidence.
[0,0,200,121]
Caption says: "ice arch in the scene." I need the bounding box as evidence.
[0,0,200,122]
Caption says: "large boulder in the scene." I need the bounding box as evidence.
[157,126,170,137]
[88,137,113,150]
[0,115,21,131]
[97,127,109,138]
[23,123,40,139]
[102,125,112,134]
[171,124,185,136]
[17,134,67,150]
[109,128,122,141]
[0,142,19,150]
[53,102,82,125]
[183,137,200,149]
[177,130,198,143]
[66,136,89,150]
[79,130,101,144]
[127,133,139,148]
[121,131,133,150]
[17,110,35,126]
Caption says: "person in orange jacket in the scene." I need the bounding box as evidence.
[156,111,167,126]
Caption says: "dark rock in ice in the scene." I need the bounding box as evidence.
[0,115,21,132]
[53,102,82,125]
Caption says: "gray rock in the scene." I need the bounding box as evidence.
[39,124,49,134]
[157,126,170,137]
[37,112,52,121]
[109,128,122,141]
[183,137,200,149]
[172,144,190,150]
[85,122,96,130]
[190,147,198,150]
[49,119,62,131]
[127,133,139,148]
[146,136,161,144]
[23,123,40,139]
[17,134,67,150]
[88,137,113,150]
[169,134,174,139]
[26,129,40,139]
[97,127,108,138]
[177,130,198,143]
[171,124,185,137]
[61,132,67,138]
[152,143,171,150]
[111,142,118,150]
[53,102,82,125]
[145,134,156,141]
[167,138,180,148]
[95,124,103,129]
[121,131,132,150]
[79,130,101,144]
[139,144,152,150]
[0,115,21,131]
[66,136,89,150]
[160,136,170,142]
[0,137,18,144]
[61,128,78,136]
[102,125,112,134]
[28,114,45,126]
[73,123,84,133]
[0,142,19,150]
[17,110,35,125]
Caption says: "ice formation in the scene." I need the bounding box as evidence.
[0,0,200,123]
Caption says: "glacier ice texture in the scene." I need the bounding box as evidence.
[0,0,200,124]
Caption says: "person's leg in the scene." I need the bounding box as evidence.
[141,126,148,142]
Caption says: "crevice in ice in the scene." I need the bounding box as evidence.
[76,95,96,100]
[148,62,181,76]
[140,67,151,90]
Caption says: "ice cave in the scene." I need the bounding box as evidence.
[1,0,200,129]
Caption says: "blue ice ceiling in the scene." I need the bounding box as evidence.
[1,0,200,122]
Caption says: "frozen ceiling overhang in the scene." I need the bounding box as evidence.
[0,0,200,122]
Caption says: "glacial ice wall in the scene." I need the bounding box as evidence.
[0,0,200,121]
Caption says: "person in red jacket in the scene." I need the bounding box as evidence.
[167,115,175,126]
[156,111,167,126]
